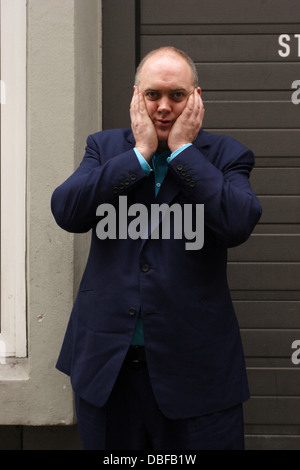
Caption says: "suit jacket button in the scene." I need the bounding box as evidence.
[129,307,136,316]
[141,264,150,272]
[130,174,137,181]
[119,183,125,190]
[176,164,183,171]
[189,181,196,187]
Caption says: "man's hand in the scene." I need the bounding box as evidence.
[168,89,205,153]
[130,86,158,161]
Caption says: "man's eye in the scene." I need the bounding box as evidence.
[146,92,159,100]
[172,92,184,100]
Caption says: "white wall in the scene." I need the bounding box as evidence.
[0,0,102,425]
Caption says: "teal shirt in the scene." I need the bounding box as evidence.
[131,144,192,345]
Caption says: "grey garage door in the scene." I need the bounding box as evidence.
[102,0,300,450]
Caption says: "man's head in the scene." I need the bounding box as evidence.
[135,47,201,148]
[135,47,198,88]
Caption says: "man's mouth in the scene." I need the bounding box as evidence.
[156,119,172,128]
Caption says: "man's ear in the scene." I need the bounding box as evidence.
[196,87,201,96]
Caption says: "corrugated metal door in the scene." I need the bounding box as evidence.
[102,0,300,449]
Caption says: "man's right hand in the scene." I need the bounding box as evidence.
[130,86,157,162]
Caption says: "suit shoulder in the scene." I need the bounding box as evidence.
[201,130,249,152]
[88,128,133,145]
[198,130,254,168]
[202,130,253,157]
[85,128,134,161]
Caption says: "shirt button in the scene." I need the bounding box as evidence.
[156,182,161,188]
[141,264,150,272]
[129,307,136,316]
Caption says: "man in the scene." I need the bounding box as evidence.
[51,47,262,450]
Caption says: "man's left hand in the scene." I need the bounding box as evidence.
[168,89,205,153]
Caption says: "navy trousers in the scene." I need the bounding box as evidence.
[75,358,245,450]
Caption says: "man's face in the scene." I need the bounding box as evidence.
[137,53,201,148]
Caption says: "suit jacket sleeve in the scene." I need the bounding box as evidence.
[168,138,262,247]
[51,132,146,233]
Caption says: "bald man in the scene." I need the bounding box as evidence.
[51,47,262,450]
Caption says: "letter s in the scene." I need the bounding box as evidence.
[291,80,300,105]
[278,34,291,57]
[291,340,300,365]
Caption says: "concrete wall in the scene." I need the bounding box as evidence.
[0,0,102,447]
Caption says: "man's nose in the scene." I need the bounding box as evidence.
[157,97,171,112]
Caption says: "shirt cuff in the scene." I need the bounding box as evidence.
[167,143,193,162]
[133,148,153,176]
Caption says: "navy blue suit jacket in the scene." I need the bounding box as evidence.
[51,128,262,419]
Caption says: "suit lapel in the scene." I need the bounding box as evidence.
[192,129,211,156]
[126,129,211,206]
[125,129,135,147]
[126,129,211,244]
[126,129,179,207]
[156,130,211,205]
[134,171,156,206]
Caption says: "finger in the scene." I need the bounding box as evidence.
[187,90,195,108]
[138,92,151,119]
[197,95,205,129]
[199,95,205,117]
[180,91,195,118]
[198,92,204,108]
[194,89,201,109]
[130,85,139,105]
[130,92,144,123]
[130,87,137,109]
[137,91,144,110]
[191,91,203,120]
